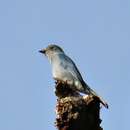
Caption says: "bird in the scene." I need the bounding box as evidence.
[39,44,108,108]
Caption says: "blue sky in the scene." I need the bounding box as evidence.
[0,0,130,130]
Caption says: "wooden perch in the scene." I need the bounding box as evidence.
[55,82,103,130]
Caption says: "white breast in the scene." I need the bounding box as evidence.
[52,61,63,79]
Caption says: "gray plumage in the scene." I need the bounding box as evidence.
[39,44,108,108]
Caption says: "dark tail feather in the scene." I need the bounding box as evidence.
[84,84,109,109]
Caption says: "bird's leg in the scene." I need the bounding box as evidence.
[56,80,61,86]
[65,80,68,86]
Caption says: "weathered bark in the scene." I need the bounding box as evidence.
[55,82,103,130]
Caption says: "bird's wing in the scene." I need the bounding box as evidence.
[59,54,85,84]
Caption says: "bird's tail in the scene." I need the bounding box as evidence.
[84,84,109,109]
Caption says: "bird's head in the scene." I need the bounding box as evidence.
[39,44,64,60]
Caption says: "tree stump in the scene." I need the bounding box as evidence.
[55,82,103,130]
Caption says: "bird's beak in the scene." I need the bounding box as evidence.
[39,49,46,54]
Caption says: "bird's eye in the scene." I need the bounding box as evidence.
[50,46,55,50]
